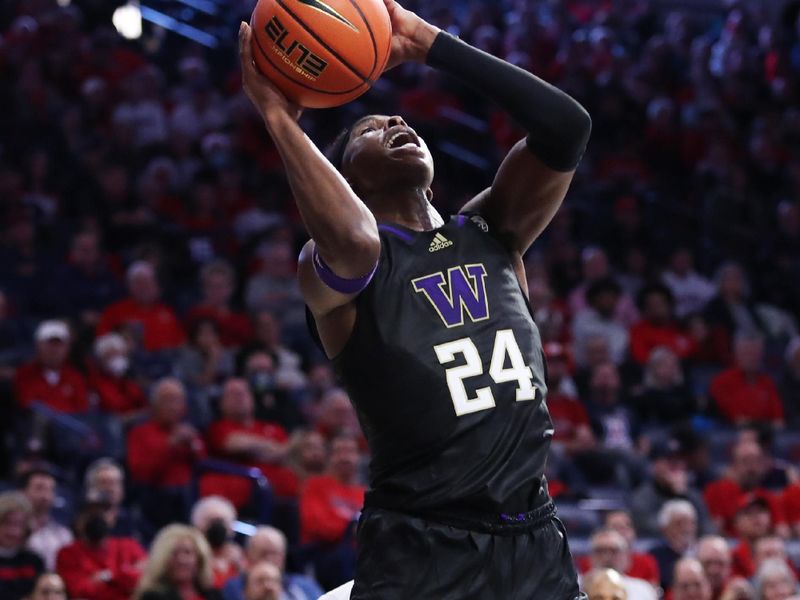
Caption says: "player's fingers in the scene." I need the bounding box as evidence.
[239,22,254,71]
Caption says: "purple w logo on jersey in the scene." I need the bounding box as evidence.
[412,264,489,328]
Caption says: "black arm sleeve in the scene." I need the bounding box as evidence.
[426,32,591,172]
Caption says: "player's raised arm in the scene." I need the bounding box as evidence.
[238,22,380,317]
[382,1,591,256]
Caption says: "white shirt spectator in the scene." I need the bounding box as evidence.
[572,308,630,367]
[27,518,73,571]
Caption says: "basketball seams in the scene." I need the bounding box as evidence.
[275,0,373,84]
[345,0,378,78]
[252,30,367,96]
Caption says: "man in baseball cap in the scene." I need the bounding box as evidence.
[14,320,88,414]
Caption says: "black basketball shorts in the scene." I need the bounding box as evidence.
[350,502,587,600]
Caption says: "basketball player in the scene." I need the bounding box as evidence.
[239,0,591,596]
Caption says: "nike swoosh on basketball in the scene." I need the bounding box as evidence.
[295,0,359,31]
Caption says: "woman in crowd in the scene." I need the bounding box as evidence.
[754,559,799,600]
[0,492,44,600]
[135,524,222,600]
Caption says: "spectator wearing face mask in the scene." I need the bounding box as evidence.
[189,496,244,589]
[83,458,140,539]
[55,491,146,600]
[241,350,305,432]
[87,333,146,422]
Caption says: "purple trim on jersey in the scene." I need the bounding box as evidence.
[312,247,377,295]
[378,224,414,243]
[455,214,468,227]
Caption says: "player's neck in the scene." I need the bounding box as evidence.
[367,187,443,232]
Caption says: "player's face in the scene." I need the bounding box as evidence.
[342,115,434,196]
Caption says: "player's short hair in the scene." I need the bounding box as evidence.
[326,116,374,172]
[327,127,352,172]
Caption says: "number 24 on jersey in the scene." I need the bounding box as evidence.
[434,329,537,416]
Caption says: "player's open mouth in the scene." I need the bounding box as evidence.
[384,128,420,150]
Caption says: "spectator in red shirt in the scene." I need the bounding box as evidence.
[55,491,146,600]
[544,342,596,454]
[630,284,695,365]
[729,493,775,578]
[185,260,251,348]
[703,439,787,536]
[578,510,660,586]
[96,261,185,352]
[127,378,205,528]
[313,389,362,447]
[782,482,800,538]
[709,333,784,426]
[87,333,146,422]
[300,435,365,545]
[14,320,89,414]
[206,378,297,499]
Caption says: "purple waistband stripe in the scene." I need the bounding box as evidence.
[312,247,378,295]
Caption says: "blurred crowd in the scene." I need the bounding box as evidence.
[1,0,800,598]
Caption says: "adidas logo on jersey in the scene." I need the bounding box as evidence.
[429,233,454,253]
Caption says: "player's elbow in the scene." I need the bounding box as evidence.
[528,104,592,172]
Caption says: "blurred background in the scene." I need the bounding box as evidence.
[1,0,800,599]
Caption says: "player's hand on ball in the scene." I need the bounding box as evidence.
[238,21,302,122]
[381,0,440,71]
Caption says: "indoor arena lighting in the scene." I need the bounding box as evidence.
[112,1,142,40]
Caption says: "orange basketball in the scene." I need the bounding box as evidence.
[250,0,392,109]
